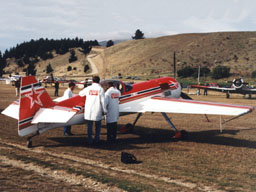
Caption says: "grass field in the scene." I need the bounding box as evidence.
[0,83,256,191]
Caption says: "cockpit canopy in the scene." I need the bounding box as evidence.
[100,80,133,94]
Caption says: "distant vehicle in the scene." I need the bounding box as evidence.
[2,76,254,148]
[9,75,21,82]
[126,76,132,79]
[76,79,92,89]
[42,76,54,83]
[112,76,122,79]
[191,78,256,98]
[132,76,140,80]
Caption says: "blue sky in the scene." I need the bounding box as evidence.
[0,0,255,52]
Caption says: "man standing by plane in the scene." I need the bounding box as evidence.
[79,76,107,145]
[63,82,75,136]
[105,82,121,143]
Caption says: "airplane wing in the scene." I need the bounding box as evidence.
[191,85,236,93]
[119,97,254,116]
[192,85,256,95]
[53,94,79,102]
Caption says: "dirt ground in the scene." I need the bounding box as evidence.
[0,83,256,192]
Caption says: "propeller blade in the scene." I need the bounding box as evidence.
[180,92,192,100]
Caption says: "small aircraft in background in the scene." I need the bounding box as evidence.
[1,76,254,148]
[192,78,256,98]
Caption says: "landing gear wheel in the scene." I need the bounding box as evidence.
[173,130,188,140]
[27,140,32,148]
[226,93,230,99]
[120,123,134,134]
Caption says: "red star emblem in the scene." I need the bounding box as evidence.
[25,88,44,109]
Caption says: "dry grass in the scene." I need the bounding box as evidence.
[4,48,90,79]
[0,83,256,191]
[5,32,256,81]
[103,32,256,78]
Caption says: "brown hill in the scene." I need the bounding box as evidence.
[4,32,256,80]
[102,32,256,78]
[4,48,91,79]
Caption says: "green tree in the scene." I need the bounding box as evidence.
[132,29,145,40]
[26,63,37,76]
[211,66,230,79]
[17,59,24,67]
[0,51,6,77]
[106,40,114,47]
[251,70,256,78]
[80,43,91,54]
[201,67,211,76]
[69,50,77,63]
[46,63,54,73]
[84,65,89,73]
[177,66,196,78]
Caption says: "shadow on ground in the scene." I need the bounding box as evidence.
[43,125,256,150]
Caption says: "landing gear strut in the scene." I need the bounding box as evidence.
[121,113,142,133]
[161,112,188,140]
[26,131,39,148]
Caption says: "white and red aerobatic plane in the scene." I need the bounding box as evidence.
[1,76,254,147]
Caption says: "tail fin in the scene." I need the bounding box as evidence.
[18,76,55,136]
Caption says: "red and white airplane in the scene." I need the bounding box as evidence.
[1,76,254,147]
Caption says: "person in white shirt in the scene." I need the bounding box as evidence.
[105,82,121,143]
[79,76,107,145]
[63,82,75,136]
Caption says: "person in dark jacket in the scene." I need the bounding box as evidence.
[54,81,59,96]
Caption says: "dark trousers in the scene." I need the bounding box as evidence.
[107,122,117,143]
[64,125,71,134]
[54,88,59,96]
[87,120,101,144]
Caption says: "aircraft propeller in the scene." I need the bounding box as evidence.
[180,92,192,100]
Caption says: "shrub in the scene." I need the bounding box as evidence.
[251,70,256,78]
[177,66,196,78]
[67,66,72,71]
[84,65,89,73]
[211,66,230,79]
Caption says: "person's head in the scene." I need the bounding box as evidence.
[92,76,100,83]
[69,82,75,91]
[107,81,114,89]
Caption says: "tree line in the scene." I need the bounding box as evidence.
[0,38,99,76]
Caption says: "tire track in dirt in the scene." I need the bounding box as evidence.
[0,155,122,192]
[0,138,223,192]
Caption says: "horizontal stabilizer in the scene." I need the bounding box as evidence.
[1,102,19,120]
[32,107,76,124]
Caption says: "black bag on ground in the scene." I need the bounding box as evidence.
[121,152,137,164]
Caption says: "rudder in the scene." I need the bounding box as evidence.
[18,76,55,136]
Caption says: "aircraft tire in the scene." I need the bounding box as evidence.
[27,140,32,148]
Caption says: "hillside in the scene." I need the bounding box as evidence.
[3,32,256,80]
[101,32,256,78]
[4,48,92,79]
